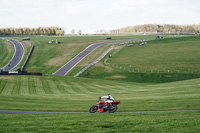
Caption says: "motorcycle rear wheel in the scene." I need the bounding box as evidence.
[89,105,98,113]
[108,104,118,113]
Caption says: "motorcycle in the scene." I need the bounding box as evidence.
[89,97,120,113]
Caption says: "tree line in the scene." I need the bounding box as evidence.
[0,27,65,36]
[109,24,200,34]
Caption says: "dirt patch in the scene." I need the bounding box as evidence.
[113,45,123,50]
[78,45,112,67]
[47,43,84,66]
[105,75,127,79]
[48,56,70,66]
[0,76,11,80]
[79,51,104,67]
[94,62,112,72]
[47,50,76,66]
[21,41,32,47]
[5,41,13,53]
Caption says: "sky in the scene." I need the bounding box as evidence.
[0,0,200,34]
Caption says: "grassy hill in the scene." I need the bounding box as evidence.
[0,75,199,112]
[81,36,200,82]
[108,36,200,72]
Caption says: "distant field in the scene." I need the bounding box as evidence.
[0,39,14,68]
[108,36,200,72]
[81,36,200,82]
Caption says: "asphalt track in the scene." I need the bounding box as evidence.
[53,42,111,76]
[1,38,24,71]
[53,39,151,76]
[0,110,199,114]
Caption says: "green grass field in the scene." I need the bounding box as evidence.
[0,112,199,133]
[0,35,200,132]
[0,39,14,68]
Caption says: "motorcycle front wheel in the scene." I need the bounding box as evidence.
[108,104,118,113]
[89,105,98,113]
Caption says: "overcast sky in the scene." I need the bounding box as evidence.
[0,0,200,34]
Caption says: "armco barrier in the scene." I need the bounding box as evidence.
[74,45,114,77]
[0,71,42,76]
[21,45,34,71]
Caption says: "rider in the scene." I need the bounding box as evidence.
[100,94,114,107]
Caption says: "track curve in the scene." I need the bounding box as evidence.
[2,39,24,71]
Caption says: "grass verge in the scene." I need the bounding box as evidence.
[0,112,199,133]
[0,39,14,68]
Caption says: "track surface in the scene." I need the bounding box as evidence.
[0,110,199,114]
[53,42,110,76]
[2,38,24,71]
[53,39,151,76]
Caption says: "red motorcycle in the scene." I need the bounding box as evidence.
[89,97,120,113]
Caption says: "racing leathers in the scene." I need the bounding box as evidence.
[101,94,114,107]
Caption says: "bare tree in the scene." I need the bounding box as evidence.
[78,29,82,35]
[109,24,200,34]
[71,29,75,35]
